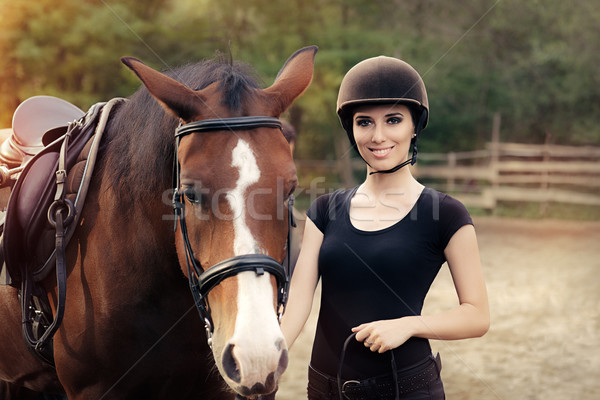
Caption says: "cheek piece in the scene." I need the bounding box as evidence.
[368,110,427,176]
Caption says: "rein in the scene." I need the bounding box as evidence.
[171,116,293,348]
[337,333,400,400]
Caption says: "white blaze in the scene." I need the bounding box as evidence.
[228,139,283,383]
[229,139,260,255]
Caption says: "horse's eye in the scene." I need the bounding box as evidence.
[182,186,201,205]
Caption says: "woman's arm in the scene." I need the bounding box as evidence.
[280,217,323,349]
[353,224,490,353]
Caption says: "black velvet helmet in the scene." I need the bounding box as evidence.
[337,56,429,165]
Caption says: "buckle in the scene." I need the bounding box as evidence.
[341,380,360,399]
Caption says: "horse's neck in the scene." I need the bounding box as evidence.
[89,182,179,283]
[88,114,180,288]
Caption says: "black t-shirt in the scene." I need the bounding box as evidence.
[306,186,473,378]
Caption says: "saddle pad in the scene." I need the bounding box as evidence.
[2,103,105,284]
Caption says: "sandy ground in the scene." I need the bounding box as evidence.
[276,217,600,400]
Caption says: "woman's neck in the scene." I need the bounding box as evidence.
[350,167,424,231]
[361,165,421,196]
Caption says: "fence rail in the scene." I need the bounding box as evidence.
[295,141,600,211]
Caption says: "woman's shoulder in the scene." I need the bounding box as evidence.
[419,188,473,245]
[415,187,472,229]
[419,187,469,215]
[311,186,358,210]
[306,186,358,230]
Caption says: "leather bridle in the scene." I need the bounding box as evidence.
[172,116,294,348]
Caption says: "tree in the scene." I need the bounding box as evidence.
[1,0,598,151]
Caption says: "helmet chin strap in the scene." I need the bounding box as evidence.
[368,111,426,176]
[369,145,417,175]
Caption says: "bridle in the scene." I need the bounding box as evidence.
[171,116,295,348]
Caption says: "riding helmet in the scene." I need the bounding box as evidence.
[337,56,429,153]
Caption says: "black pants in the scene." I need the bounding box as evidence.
[307,353,445,400]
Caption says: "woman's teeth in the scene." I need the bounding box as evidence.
[371,147,392,156]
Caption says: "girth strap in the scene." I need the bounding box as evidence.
[21,122,76,364]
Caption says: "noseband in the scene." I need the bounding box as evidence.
[172,116,294,348]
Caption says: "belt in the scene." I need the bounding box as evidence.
[309,353,441,400]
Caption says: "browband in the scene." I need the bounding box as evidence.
[175,116,282,138]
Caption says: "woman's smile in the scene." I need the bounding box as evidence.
[352,104,415,171]
[369,146,394,158]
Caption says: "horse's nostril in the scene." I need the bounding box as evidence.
[278,348,289,375]
[275,338,285,351]
[223,343,241,383]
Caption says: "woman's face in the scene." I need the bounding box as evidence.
[352,103,415,171]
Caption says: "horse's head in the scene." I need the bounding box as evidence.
[122,46,316,398]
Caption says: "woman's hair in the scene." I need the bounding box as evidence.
[281,119,296,144]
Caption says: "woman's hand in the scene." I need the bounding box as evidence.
[352,318,415,353]
[352,225,489,355]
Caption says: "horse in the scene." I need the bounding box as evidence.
[0,45,317,399]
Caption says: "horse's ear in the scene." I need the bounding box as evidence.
[263,46,318,115]
[121,57,204,121]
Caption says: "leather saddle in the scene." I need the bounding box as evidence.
[1,98,123,285]
[0,95,85,168]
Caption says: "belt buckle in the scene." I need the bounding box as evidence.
[341,380,360,400]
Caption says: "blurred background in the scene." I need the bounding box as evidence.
[1,0,599,219]
[1,1,599,399]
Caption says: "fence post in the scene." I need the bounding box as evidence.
[447,152,456,192]
[490,112,501,213]
[539,132,552,215]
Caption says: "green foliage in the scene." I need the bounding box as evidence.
[0,0,598,156]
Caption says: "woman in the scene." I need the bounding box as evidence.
[281,56,489,400]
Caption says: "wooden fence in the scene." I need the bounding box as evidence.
[295,141,600,211]
[413,142,600,209]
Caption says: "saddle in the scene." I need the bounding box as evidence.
[2,100,105,284]
[0,97,125,365]
[0,95,85,168]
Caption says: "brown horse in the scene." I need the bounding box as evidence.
[0,46,317,399]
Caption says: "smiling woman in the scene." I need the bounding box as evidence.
[281,55,489,400]
[337,56,429,175]
[352,104,416,173]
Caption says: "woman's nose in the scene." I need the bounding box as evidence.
[370,125,385,143]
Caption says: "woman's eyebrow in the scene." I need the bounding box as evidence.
[384,112,404,117]
[354,111,405,120]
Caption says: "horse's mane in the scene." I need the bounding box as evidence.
[100,56,263,206]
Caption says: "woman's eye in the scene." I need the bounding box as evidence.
[355,119,372,127]
[387,117,402,124]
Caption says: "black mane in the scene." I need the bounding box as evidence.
[100,58,262,205]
